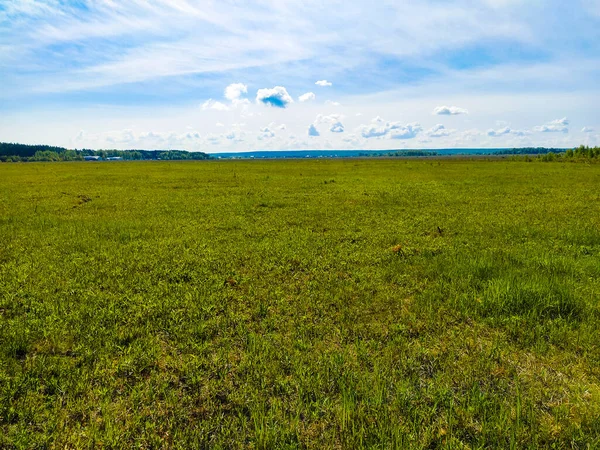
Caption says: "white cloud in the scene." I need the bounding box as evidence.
[487,127,510,136]
[487,126,529,137]
[534,117,569,133]
[427,124,453,138]
[216,122,225,127]
[360,126,388,138]
[315,114,345,132]
[389,123,422,140]
[582,126,594,132]
[299,92,316,102]
[180,131,201,140]
[316,114,342,124]
[224,83,248,101]
[278,124,287,130]
[308,124,320,137]
[325,100,341,106]
[360,118,422,139]
[315,80,332,87]
[202,99,229,111]
[256,86,293,108]
[330,122,345,133]
[225,130,245,142]
[433,106,469,115]
[258,126,275,139]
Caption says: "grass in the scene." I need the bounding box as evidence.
[0,159,599,448]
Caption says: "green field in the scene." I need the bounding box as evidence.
[1,159,599,448]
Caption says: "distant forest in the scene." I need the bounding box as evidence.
[494,147,564,155]
[357,150,438,157]
[0,142,211,162]
[1,142,599,162]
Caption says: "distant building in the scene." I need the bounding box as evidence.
[84,156,101,161]
[106,157,122,161]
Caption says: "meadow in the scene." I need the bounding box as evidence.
[0,159,599,449]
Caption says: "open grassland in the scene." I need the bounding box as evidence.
[1,159,599,449]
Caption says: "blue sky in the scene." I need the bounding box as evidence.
[1,0,600,151]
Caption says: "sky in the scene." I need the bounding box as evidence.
[1,0,600,152]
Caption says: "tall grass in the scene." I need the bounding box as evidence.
[0,159,599,448]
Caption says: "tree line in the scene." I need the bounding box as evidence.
[0,142,211,162]
[494,147,566,155]
[506,146,600,162]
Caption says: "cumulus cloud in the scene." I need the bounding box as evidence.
[256,86,293,108]
[330,122,344,133]
[389,123,422,140]
[316,114,342,123]
[299,92,316,102]
[308,124,320,137]
[315,80,332,87]
[433,106,469,115]
[225,130,245,142]
[487,127,511,137]
[360,117,422,139]
[535,117,569,133]
[224,83,248,101]
[582,126,594,133]
[360,126,388,138]
[315,114,345,133]
[325,100,341,106]
[258,126,275,139]
[487,126,529,137]
[202,99,229,111]
[427,124,453,138]
[180,131,201,140]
